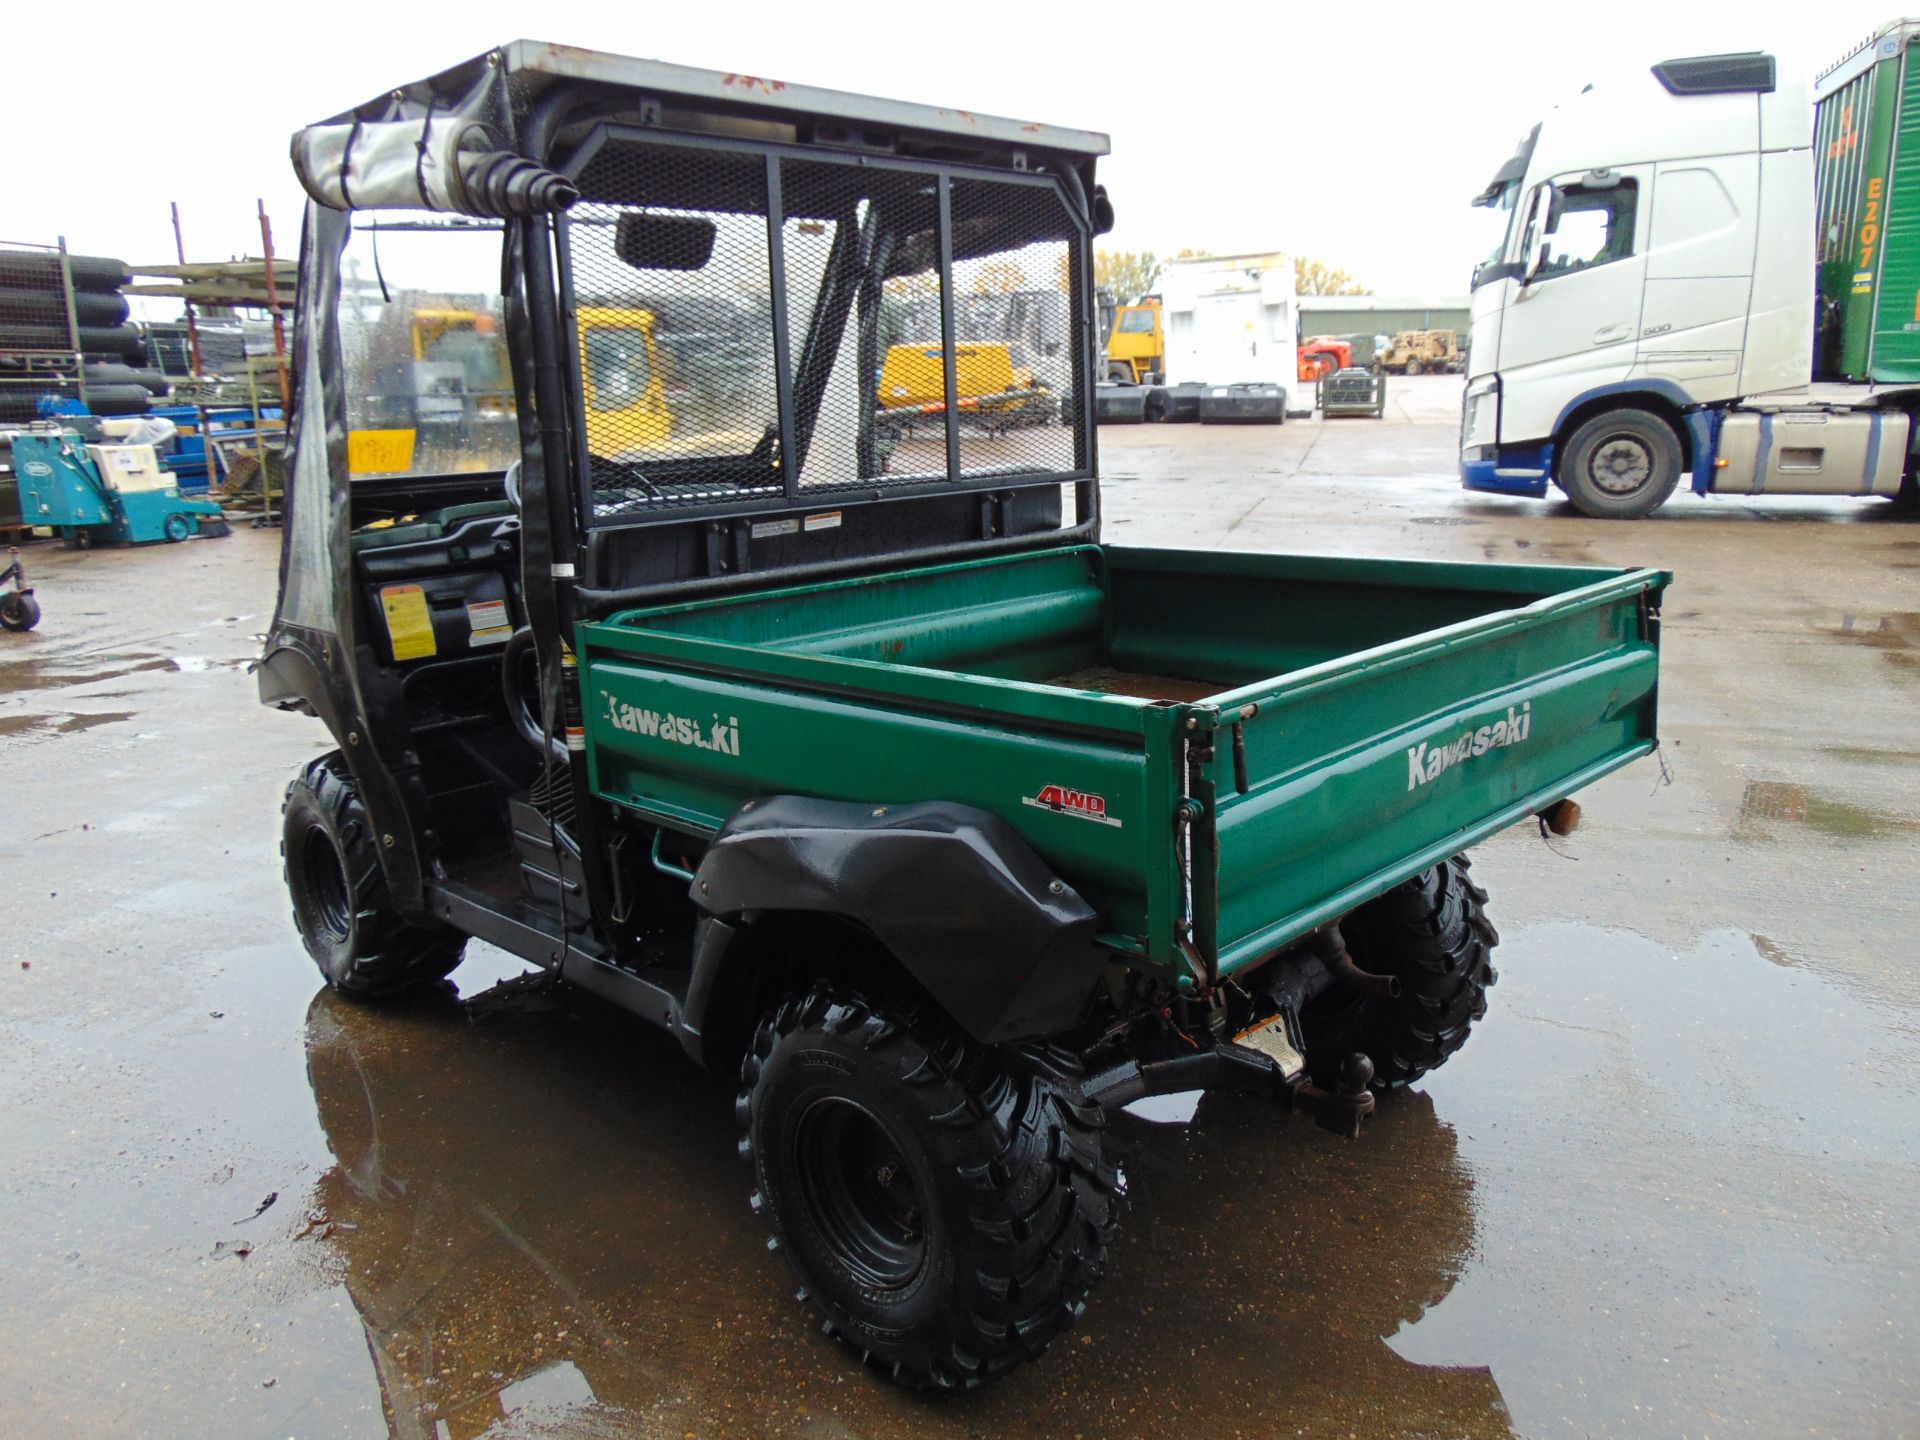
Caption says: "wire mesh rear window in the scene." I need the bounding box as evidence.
[562,135,1087,524]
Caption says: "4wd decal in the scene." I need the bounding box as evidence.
[1023,783,1121,828]
[1407,701,1531,792]
[601,691,741,756]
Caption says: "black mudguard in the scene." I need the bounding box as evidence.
[689,796,1106,1045]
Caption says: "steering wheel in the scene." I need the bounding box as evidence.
[502,459,522,510]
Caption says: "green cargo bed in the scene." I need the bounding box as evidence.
[579,545,1667,981]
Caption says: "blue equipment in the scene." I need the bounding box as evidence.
[11,430,227,545]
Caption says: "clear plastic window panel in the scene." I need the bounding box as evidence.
[944,176,1080,478]
[335,215,519,479]
[565,141,782,517]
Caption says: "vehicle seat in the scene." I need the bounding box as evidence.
[350,499,516,553]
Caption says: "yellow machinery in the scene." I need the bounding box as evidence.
[575,305,671,457]
[1104,298,1162,384]
[397,305,672,460]
[878,340,1051,428]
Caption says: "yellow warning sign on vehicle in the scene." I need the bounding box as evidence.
[379,584,437,661]
[348,428,418,476]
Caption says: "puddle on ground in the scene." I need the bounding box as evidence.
[0,653,177,695]
[268,919,1920,1440]
[168,655,252,673]
[1823,744,1920,766]
[289,977,1518,1439]
[1828,612,1920,674]
[1736,777,1918,841]
[0,709,136,740]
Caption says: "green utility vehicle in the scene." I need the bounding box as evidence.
[262,43,1668,1392]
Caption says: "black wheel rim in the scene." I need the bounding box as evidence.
[1589,435,1654,495]
[302,825,353,944]
[794,1097,929,1289]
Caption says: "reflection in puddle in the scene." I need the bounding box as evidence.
[300,980,1512,1438]
[0,709,136,740]
[0,653,177,694]
[1830,612,1920,674]
[1736,778,1917,841]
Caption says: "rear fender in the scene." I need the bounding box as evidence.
[685,795,1105,1048]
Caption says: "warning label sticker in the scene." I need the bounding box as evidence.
[379,584,436,661]
[467,598,511,646]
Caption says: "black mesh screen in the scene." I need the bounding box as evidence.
[562,134,1085,525]
[566,141,783,518]
[945,177,1078,478]
[778,158,945,490]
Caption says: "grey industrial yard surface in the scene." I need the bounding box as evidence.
[3,375,1915,1438]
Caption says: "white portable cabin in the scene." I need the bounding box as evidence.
[1158,252,1298,391]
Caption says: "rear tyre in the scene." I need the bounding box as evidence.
[1106,363,1133,385]
[1558,406,1683,519]
[1301,854,1499,1089]
[281,753,465,998]
[0,592,40,632]
[162,513,191,542]
[740,987,1119,1391]
[1404,357,1423,376]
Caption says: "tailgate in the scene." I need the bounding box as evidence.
[1193,566,1667,978]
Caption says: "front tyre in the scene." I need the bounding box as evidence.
[0,592,39,632]
[1302,854,1498,1088]
[1558,407,1683,519]
[281,752,464,998]
[740,988,1120,1391]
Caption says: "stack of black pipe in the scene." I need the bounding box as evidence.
[0,249,167,422]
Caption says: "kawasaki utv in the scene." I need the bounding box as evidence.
[261,42,1667,1391]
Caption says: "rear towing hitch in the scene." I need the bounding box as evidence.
[1084,1042,1377,1138]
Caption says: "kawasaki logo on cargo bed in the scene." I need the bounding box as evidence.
[1407,702,1531,791]
[601,691,741,756]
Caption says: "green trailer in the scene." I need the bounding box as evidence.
[259,42,1667,1395]
[1816,19,1920,381]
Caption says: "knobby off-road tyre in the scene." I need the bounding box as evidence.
[1558,406,1684,519]
[1303,854,1499,1089]
[739,988,1121,1391]
[282,753,465,998]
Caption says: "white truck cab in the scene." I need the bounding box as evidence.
[1462,41,1919,517]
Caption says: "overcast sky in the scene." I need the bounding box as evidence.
[2,0,1904,310]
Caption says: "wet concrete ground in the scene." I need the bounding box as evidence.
[3,378,1916,1437]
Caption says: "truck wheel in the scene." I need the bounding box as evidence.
[281,753,465,998]
[740,987,1120,1391]
[1106,363,1133,385]
[0,592,40,632]
[1558,407,1683,518]
[1302,855,1498,1089]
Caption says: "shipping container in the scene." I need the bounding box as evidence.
[1815,19,1920,382]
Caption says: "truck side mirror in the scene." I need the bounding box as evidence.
[1542,181,1565,236]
